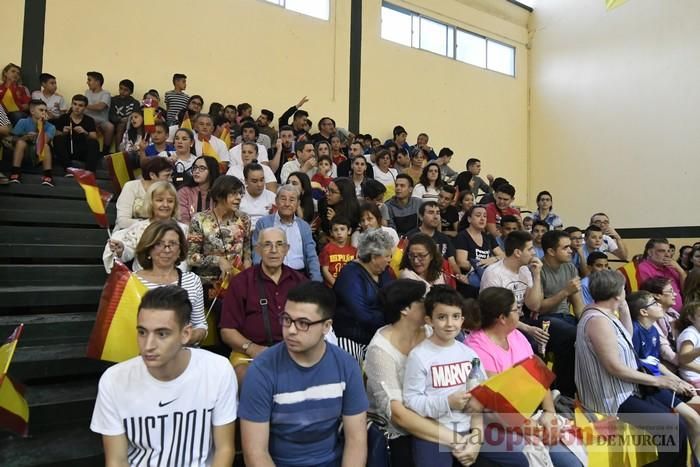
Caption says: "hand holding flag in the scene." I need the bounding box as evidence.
[67,168,113,232]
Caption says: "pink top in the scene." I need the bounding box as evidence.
[466,328,533,374]
[637,259,683,312]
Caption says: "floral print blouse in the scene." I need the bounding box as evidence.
[187,209,251,285]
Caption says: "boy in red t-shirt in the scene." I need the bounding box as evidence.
[319,216,356,287]
[312,155,334,189]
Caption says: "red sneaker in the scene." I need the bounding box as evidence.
[41,175,54,187]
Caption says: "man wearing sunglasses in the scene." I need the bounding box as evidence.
[239,281,368,467]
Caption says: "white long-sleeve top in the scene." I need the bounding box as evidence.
[403,338,482,432]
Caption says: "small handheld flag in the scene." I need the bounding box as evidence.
[67,168,113,230]
[0,324,29,436]
[220,127,232,149]
[143,107,156,134]
[181,112,192,130]
[35,119,49,163]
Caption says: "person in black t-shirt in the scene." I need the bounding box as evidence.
[437,185,459,237]
[52,94,101,173]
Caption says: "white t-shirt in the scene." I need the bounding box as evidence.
[678,326,700,382]
[240,190,276,231]
[85,88,111,123]
[602,234,619,253]
[226,164,276,185]
[194,135,230,163]
[412,184,440,202]
[351,226,399,250]
[403,339,483,432]
[90,348,238,467]
[158,151,198,173]
[229,143,269,167]
[31,91,66,119]
[480,259,533,315]
[372,167,397,200]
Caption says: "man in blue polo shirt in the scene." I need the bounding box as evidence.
[239,281,368,467]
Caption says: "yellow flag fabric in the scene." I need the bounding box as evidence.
[0,325,23,379]
[143,107,156,133]
[220,128,232,149]
[606,0,628,10]
[105,152,137,194]
[390,237,407,277]
[201,139,220,161]
[86,261,148,363]
[1,89,19,112]
[181,113,192,130]
[0,324,29,436]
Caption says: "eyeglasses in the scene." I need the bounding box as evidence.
[191,165,208,172]
[642,300,659,308]
[260,241,288,252]
[408,253,431,262]
[279,314,327,332]
[154,241,179,251]
[661,289,677,296]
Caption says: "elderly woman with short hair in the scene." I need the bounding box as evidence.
[576,269,692,465]
[333,229,395,360]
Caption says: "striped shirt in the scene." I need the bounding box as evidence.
[575,308,637,415]
[135,271,207,330]
[164,90,189,126]
[0,106,10,127]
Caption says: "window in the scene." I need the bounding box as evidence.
[380,2,516,77]
[264,0,329,21]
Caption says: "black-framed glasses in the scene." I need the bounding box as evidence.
[642,300,658,309]
[279,314,328,332]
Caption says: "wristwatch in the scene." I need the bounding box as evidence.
[242,341,253,353]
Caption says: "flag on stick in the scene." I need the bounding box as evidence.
[181,112,192,130]
[86,261,148,363]
[0,325,29,436]
[67,168,113,229]
[469,356,555,427]
[35,119,49,163]
[618,260,641,294]
[105,152,137,194]
[143,107,156,134]
[390,237,408,277]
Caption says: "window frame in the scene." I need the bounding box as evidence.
[262,0,330,22]
[380,2,516,77]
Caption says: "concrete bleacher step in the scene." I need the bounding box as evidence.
[0,226,108,260]
[0,196,116,226]
[0,285,104,309]
[0,425,104,467]
[0,312,96,347]
[9,342,111,381]
[26,379,99,434]
[0,173,113,198]
[0,264,106,287]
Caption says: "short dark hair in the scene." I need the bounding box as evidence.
[86,71,104,86]
[644,238,669,259]
[585,224,603,237]
[542,230,569,255]
[318,155,332,166]
[243,162,264,180]
[361,179,386,200]
[279,125,294,134]
[141,157,173,180]
[29,99,45,110]
[293,109,308,120]
[500,214,519,226]
[393,125,407,138]
[396,173,414,188]
[640,276,673,295]
[564,226,582,235]
[39,73,56,84]
[418,200,440,217]
[466,158,480,168]
[296,140,314,153]
[136,220,187,269]
[240,121,259,137]
[505,230,532,256]
[424,285,467,318]
[532,220,550,231]
[440,185,456,195]
[261,109,274,120]
[172,73,187,84]
[71,94,88,105]
[330,215,352,230]
[237,103,252,114]
[379,279,427,324]
[536,190,553,203]
[496,183,516,198]
[210,175,244,203]
[286,282,336,320]
[118,79,134,93]
[468,287,516,329]
[138,285,191,329]
[438,147,453,158]
[627,290,655,321]
[587,251,608,266]
[358,201,383,224]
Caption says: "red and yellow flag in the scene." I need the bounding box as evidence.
[219,127,232,149]
[0,324,29,436]
[86,261,148,363]
[390,236,408,277]
[618,260,641,294]
[181,112,192,130]
[105,152,137,194]
[199,137,220,161]
[67,168,113,229]
[1,86,21,112]
[35,119,49,163]
[143,107,156,134]
[470,356,555,427]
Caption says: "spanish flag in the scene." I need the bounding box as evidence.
[390,236,408,277]
[201,257,245,347]
[0,324,29,436]
[1,85,22,112]
[105,152,137,194]
[220,127,232,149]
[35,119,50,163]
[199,136,220,161]
[86,261,148,363]
[574,402,657,467]
[143,107,156,134]
[181,112,192,130]
[67,168,113,229]
[618,259,641,294]
[470,356,555,427]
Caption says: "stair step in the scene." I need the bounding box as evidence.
[0,312,96,346]
[9,342,111,381]
[0,425,103,467]
[26,379,99,433]
[0,243,105,260]
[0,208,115,226]
[0,179,114,200]
[0,264,106,287]
[0,285,103,308]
